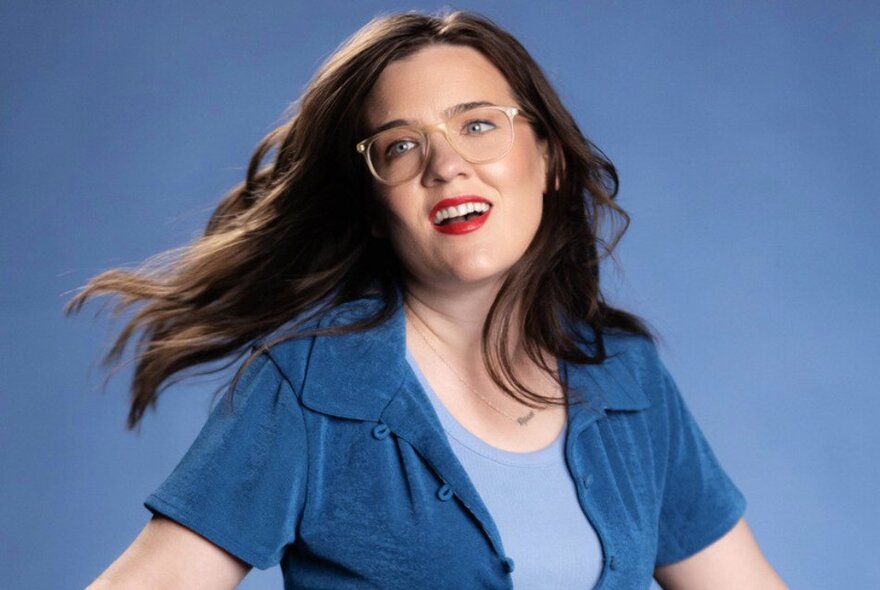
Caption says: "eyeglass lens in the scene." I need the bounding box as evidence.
[367,107,514,184]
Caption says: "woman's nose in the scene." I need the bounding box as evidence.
[421,130,471,185]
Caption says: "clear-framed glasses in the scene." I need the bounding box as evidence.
[355,105,521,185]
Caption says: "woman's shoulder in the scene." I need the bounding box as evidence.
[566,322,680,415]
[248,293,394,390]
[600,329,666,383]
[570,321,665,382]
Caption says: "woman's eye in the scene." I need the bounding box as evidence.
[385,140,417,158]
[463,120,497,134]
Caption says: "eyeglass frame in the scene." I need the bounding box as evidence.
[355,105,522,186]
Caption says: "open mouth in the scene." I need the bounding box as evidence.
[432,202,492,226]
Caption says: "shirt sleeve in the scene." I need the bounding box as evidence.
[653,358,747,567]
[143,353,309,570]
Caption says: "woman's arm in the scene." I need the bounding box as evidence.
[86,515,251,589]
[654,517,787,590]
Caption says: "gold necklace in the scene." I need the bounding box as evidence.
[405,305,543,427]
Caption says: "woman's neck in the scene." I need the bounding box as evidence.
[402,280,528,371]
[402,282,563,414]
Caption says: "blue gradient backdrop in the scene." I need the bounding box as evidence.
[2,1,878,588]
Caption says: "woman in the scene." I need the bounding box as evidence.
[72,10,786,590]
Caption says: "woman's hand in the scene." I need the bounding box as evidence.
[654,518,787,589]
[86,515,251,589]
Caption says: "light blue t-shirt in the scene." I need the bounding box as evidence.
[406,348,603,589]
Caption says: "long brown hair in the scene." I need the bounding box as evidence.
[66,10,655,430]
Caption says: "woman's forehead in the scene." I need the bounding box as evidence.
[363,45,516,128]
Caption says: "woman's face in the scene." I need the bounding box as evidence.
[363,44,548,296]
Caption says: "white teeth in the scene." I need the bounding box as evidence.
[432,201,490,225]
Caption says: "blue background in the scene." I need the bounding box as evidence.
[2,1,878,588]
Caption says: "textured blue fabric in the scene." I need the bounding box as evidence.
[144,290,746,589]
[406,347,604,588]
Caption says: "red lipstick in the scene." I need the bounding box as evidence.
[429,195,493,235]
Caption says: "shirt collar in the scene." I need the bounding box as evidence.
[268,287,650,422]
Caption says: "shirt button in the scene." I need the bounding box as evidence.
[581,474,593,488]
[371,423,390,439]
[436,483,453,501]
[501,557,515,573]
[609,555,618,570]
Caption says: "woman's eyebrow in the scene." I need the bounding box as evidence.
[367,101,496,136]
[445,100,495,118]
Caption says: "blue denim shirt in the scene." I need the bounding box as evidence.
[145,292,745,589]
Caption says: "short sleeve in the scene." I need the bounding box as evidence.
[144,353,309,570]
[654,360,747,567]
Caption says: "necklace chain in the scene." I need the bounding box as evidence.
[405,305,540,427]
